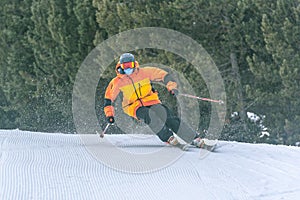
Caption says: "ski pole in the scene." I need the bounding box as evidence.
[97,123,112,138]
[179,93,224,105]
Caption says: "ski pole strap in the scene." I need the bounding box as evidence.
[179,93,224,104]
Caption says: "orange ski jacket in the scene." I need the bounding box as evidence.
[104,64,177,118]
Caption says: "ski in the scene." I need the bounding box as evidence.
[202,139,218,152]
[201,142,217,152]
[174,142,189,151]
[174,141,216,152]
[191,138,218,152]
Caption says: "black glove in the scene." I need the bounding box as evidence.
[107,116,115,124]
[170,89,179,96]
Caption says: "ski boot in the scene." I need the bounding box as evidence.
[167,136,189,151]
[191,137,217,152]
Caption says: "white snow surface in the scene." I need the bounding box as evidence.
[1,129,300,200]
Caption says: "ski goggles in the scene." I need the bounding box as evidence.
[121,61,135,69]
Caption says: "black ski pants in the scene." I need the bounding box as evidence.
[136,104,196,143]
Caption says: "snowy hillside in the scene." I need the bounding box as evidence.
[1,130,300,200]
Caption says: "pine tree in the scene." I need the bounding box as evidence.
[261,0,300,144]
[0,0,35,129]
[24,0,98,132]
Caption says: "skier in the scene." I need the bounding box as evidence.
[103,53,210,150]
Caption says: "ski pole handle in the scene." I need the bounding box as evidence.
[179,93,224,105]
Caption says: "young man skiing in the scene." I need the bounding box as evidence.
[103,53,213,150]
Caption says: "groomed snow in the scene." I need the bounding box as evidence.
[1,129,300,200]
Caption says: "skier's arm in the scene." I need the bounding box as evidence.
[145,67,178,93]
[104,78,120,123]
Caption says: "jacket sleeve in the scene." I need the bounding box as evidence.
[104,78,120,117]
[145,67,178,91]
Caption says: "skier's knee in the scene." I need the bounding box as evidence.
[156,126,173,142]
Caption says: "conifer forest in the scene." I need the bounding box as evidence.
[1,0,299,145]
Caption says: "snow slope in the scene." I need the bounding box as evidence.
[1,129,300,200]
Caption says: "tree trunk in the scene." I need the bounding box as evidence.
[230,52,248,139]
